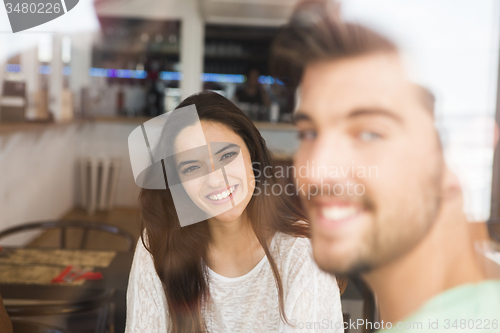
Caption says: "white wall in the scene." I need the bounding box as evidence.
[0,121,141,246]
[180,4,205,99]
[77,121,142,208]
[0,124,80,245]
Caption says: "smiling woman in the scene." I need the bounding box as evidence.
[125,91,345,333]
[173,128,252,221]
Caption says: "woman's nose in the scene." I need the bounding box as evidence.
[206,169,227,188]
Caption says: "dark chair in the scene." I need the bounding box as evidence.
[487,218,500,244]
[5,288,114,333]
[12,319,73,333]
[0,220,133,333]
[0,220,135,251]
[341,276,377,333]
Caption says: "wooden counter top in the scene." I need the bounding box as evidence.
[0,119,83,135]
[0,116,296,134]
[92,116,296,131]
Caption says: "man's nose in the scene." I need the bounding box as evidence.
[307,135,354,183]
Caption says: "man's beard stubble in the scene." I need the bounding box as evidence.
[309,158,445,277]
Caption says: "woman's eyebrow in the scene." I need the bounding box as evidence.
[177,160,199,170]
[214,143,238,155]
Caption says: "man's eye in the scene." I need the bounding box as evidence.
[358,131,381,142]
[220,152,236,161]
[298,130,317,141]
[181,165,200,174]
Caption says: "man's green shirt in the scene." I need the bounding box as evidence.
[377,280,500,332]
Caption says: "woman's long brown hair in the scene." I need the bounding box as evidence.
[139,91,340,333]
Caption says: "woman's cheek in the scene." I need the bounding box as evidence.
[224,165,246,187]
[182,178,205,201]
[245,162,255,192]
[222,154,247,182]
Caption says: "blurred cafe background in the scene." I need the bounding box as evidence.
[0,0,499,332]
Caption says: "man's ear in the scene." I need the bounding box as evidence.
[441,167,462,201]
[494,121,499,150]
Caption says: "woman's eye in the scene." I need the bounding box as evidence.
[182,165,200,174]
[358,131,381,142]
[220,152,236,160]
[298,130,317,141]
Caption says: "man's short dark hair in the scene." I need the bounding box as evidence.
[270,0,435,114]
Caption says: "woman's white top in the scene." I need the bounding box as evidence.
[125,232,344,333]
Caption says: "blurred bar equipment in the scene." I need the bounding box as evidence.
[35,35,52,121]
[0,60,26,123]
[60,36,74,121]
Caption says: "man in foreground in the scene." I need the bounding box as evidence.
[271,0,500,331]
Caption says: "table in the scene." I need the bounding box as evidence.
[0,248,133,333]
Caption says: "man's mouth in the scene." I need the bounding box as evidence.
[316,201,365,228]
[322,205,361,221]
[206,185,237,202]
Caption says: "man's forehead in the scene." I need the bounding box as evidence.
[297,52,414,121]
[304,52,407,85]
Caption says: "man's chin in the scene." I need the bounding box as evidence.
[317,260,374,277]
[312,247,374,276]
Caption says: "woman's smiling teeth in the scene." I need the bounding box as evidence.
[207,186,236,201]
